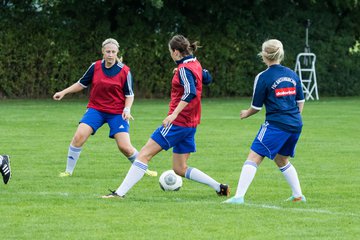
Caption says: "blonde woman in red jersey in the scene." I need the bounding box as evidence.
[53,38,157,177]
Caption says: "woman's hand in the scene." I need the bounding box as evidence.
[53,91,65,100]
[122,107,134,121]
[162,113,177,128]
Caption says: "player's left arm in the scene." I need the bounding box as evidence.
[295,75,305,114]
[297,101,304,114]
[122,71,135,120]
[202,69,212,85]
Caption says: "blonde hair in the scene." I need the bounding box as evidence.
[102,38,123,62]
[102,38,119,48]
[258,39,284,62]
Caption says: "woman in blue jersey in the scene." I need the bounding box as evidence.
[102,35,230,199]
[224,39,306,204]
[53,38,157,177]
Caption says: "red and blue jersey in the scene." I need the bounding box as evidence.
[169,56,203,128]
[77,60,133,114]
[251,64,305,133]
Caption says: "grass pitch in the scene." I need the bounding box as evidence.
[0,97,359,239]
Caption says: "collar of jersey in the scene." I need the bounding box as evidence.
[176,55,196,65]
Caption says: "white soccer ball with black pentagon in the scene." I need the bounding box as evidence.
[159,170,183,191]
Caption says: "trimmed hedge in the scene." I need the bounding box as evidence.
[1,0,359,98]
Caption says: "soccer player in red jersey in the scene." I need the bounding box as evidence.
[53,38,157,177]
[102,35,230,199]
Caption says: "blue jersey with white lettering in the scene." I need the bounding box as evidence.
[251,64,305,133]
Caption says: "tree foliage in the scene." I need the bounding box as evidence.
[1,0,359,98]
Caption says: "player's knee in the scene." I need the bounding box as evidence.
[71,134,86,147]
[274,156,289,167]
[118,145,134,157]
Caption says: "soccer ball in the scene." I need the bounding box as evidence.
[159,170,183,191]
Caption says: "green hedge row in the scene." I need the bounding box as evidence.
[1,0,359,98]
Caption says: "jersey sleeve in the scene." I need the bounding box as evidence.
[78,63,95,88]
[202,69,212,85]
[123,71,134,97]
[251,74,266,110]
[178,67,196,103]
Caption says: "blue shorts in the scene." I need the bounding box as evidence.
[251,122,301,160]
[80,108,129,138]
[151,124,197,154]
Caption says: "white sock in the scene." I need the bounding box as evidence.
[279,162,303,197]
[127,149,139,163]
[66,145,82,174]
[0,155,3,164]
[116,160,147,196]
[234,160,258,198]
[185,167,221,192]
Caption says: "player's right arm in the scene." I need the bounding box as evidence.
[162,67,194,127]
[53,63,95,101]
[53,82,84,100]
[240,107,260,119]
[240,74,264,119]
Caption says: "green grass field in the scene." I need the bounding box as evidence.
[0,97,359,239]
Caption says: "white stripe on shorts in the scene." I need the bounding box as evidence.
[161,124,173,137]
[257,122,269,142]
